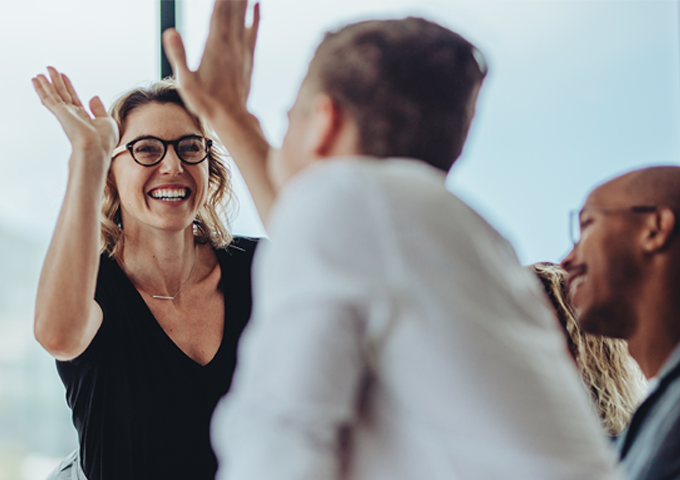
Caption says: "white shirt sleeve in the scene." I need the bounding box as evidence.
[212,164,389,480]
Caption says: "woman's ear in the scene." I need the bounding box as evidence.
[642,207,676,253]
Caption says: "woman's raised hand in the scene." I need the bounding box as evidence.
[33,68,114,361]
[32,67,119,166]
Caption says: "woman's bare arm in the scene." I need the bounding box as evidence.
[32,67,119,361]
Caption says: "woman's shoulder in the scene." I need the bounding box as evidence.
[214,236,264,271]
[214,237,262,305]
[215,236,261,258]
[96,251,126,286]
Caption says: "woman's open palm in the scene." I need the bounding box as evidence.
[32,67,119,164]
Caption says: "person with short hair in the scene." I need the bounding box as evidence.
[562,165,680,480]
[164,2,622,479]
[531,262,646,437]
[33,72,258,480]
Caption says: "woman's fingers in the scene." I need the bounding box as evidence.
[62,74,85,108]
[33,69,98,127]
[35,68,83,111]
[90,96,120,151]
[33,68,118,154]
[89,96,107,118]
[32,75,61,109]
[32,76,49,104]
[47,66,74,104]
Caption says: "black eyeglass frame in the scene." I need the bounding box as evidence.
[111,134,213,167]
[568,205,658,246]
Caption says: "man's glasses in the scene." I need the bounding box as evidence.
[568,205,658,246]
[112,135,212,167]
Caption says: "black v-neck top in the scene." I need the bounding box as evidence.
[56,237,258,480]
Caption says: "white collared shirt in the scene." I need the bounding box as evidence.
[212,157,622,480]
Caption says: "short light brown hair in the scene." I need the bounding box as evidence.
[102,79,234,256]
[531,262,646,436]
[307,17,486,172]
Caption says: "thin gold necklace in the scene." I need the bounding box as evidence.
[117,243,198,300]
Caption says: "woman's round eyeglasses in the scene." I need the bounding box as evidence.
[112,135,212,167]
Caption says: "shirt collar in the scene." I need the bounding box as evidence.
[649,342,680,393]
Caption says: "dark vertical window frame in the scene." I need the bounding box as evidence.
[160,0,177,79]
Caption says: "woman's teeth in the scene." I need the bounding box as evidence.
[150,188,188,201]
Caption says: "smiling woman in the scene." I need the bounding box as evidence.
[30,69,259,480]
[103,83,233,258]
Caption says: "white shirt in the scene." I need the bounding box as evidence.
[212,157,622,480]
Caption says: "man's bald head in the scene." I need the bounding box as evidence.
[585,165,680,255]
[561,165,680,348]
[607,166,680,213]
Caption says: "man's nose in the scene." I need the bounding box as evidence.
[560,247,576,272]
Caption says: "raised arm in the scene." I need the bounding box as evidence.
[32,67,119,361]
[162,0,276,223]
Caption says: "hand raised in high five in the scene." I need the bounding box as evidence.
[32,67,116,361]
[162,0,260,122]
[163,0,276,223]
[32,67,119,165]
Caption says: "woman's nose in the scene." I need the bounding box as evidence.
[158,145,184,174]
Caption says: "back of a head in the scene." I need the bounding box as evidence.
[308,17,486,172]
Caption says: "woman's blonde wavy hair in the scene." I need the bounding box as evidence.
[531,262,647,437]
[101,79,234,256]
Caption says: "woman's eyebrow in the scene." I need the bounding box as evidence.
[124,133,202,144]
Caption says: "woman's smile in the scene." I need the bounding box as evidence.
[148,185,191,202]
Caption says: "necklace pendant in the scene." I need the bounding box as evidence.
[117,243,197,302]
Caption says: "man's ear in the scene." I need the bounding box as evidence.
[642,207,676,253]
[305,93,344,158]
